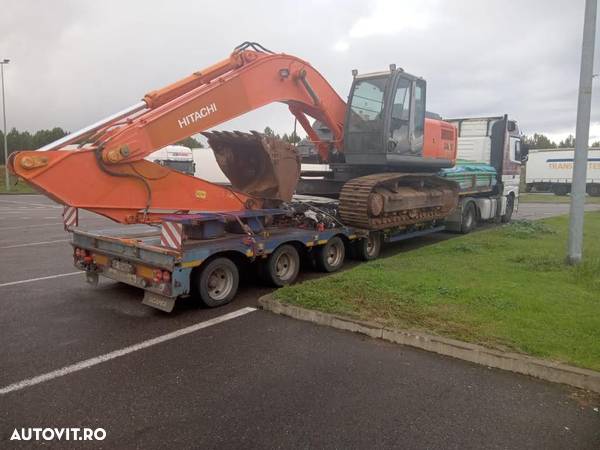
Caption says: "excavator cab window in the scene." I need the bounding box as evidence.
[348,77,387,131]
[389,77,411,151]
[345,71,427,163]
[344,75,389,161]
[413,79,426,152]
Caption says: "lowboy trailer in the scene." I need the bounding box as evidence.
[70,203,449,312]
[69,161,512,313]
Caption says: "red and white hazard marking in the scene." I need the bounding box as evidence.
[161,221,183,250]
[62,206,78,230]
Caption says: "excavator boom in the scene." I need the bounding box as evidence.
[9,43,346,223]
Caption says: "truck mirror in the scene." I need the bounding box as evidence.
[507,121,516,132]
[520,142,530,162]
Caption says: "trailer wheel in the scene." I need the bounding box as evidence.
[354,232,382,261]
[315,236,345,272]
[263,244,300,287]
[460,202,477,234]
[195,257,239,307]
[501,195,514,223]
[587,184,600,197]
[553,184,569,196]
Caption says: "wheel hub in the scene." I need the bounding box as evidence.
[207,267,233,300]
[327,243,343,266]
[275,253,295,281]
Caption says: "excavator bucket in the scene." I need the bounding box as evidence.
[203,131,301,202]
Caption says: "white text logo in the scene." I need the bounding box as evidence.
[178,103,218,128]
[10,427,107,441]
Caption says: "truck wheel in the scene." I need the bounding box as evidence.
[553,185,569,196]
[460,202,477,234]
[501,195,514,223]
[263,244,300,287]
[195,257,239,307]
[315,236,345,272]
[354,232,382,261]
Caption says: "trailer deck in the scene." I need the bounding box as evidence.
[69,203,447,312]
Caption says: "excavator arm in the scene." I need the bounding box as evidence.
[9,42,347,224]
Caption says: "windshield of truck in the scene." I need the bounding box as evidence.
[349,77,388,132]
[159,160,195,175]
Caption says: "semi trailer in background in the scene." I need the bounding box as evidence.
[525,148,600,196]
[146,145,195,175]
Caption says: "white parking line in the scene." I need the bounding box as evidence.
[0,222,63,231]
[0,199,61,208]
[0,272,81,288]
[0,307,257,395]
[0,239,70,249]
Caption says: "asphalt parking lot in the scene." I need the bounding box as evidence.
[1,195,599,449]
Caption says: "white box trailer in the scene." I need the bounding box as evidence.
[525,148,600,196]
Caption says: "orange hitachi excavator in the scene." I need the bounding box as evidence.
[9,42,458,230]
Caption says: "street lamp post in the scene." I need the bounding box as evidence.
[567,0,597,264]
[1,59,9,191]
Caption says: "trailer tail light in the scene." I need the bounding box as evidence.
[153,269,163,283]
[162,270,171,282]
[75,248,89,258]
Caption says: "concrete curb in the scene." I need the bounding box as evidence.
[259,294,600,393]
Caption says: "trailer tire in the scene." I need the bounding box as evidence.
[501,194,514,223]
[263,244,300,287]
[553,184,569,196]
[354,232,382,261]
[195,257,239,308]
[460,202,477,234]
[314,236,345,272]
[587,184,600,197]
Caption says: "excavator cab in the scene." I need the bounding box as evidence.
[344,68,436,168]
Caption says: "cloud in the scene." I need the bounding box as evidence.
[333,40,350,52]
[348,0,437,38]
[0,0,598,145]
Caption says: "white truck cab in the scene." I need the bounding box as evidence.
[146,145,195,175]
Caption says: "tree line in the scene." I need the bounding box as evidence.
[523,133,600,149]
[263,127,302,144]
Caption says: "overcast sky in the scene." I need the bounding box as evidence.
[1,0,599,144]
